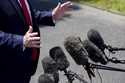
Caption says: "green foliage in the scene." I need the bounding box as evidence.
[74,0,125,15]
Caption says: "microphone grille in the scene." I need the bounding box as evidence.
[64,36,83,51]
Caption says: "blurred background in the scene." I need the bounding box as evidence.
[30,0,125,15]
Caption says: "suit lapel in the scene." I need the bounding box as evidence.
[9,0,25,24]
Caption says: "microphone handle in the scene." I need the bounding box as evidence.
[72,72,88,83]
[83,64,95,80]
[90,63,125,72]
[113,48,125,51]
[108,47,125,52]
[64,69,74,83]
[108,57,125,64]
[65,70,88,83]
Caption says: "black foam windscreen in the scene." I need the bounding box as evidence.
[87,29,105,51]
[64,36,89,65]
[42,56,58,73]
[38,73,59,83]
[38,74,55,83]
[49,46,70,71]
[82,40,108,65]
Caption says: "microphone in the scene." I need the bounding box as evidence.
[49,46,70,71]
[82,40,108,65]
[87,29,125,52]
[64,36,89,65]
[38,74,55,83]
[87,29,125,64]
[87,29,106,52]
[49,46,76,83]
[64,36,125,80]
[42,56,58,73]
[49,46,88,83]
[64,36,95,79]
[41,56,59,83]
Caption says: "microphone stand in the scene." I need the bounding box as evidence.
[63,69,88,83]
[108,57,125,64]
[83,63,125,81]
[89,63,125,72]
[63,69,74,83]
[105,45,125,64]
[106,45,125,53]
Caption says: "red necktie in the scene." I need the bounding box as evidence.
[19,0,38,61]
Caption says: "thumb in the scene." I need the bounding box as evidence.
[27,25,33,33]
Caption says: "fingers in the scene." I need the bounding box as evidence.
[30,37,40,41]
[27,36,41,48]
[61,1,73,8]
[29,32,38,37]
[32,41,41,45]
[58,1,73,13]
[30,41,41,48]
[27,40,41,48]
[24,37,41,48]
[24,26,41,48]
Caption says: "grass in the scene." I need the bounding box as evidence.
[73,0,125,15]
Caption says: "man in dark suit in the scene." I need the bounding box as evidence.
[0,0,72,83]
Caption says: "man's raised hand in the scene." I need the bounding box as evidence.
[52,1,73,21]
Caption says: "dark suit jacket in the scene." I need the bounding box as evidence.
[0,0,55,80]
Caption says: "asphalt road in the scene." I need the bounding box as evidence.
[30,3,125,83]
